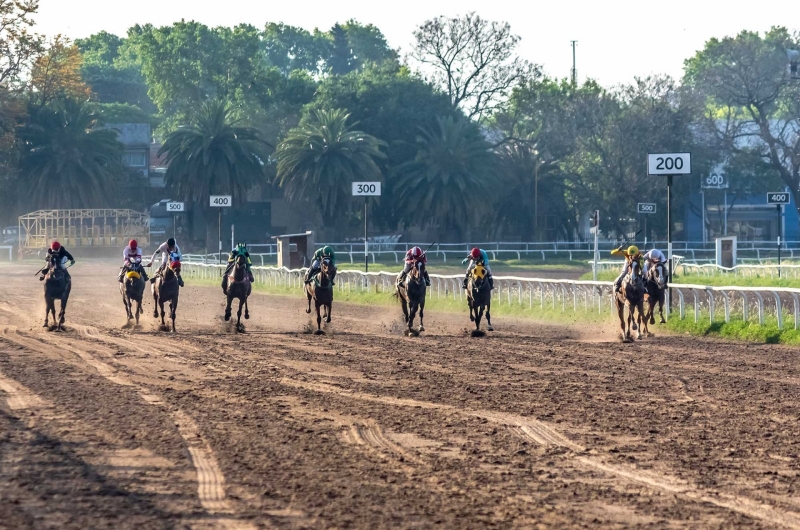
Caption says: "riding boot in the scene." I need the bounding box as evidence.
[396,271,407,286]
[177,273,185,287]
[118,267,125,283]
[424,271,431,287]
[462,277,468,290]
[247,270,254,282]
[304,268,317,284]
[142,269,149,282]
[488,276,494,290]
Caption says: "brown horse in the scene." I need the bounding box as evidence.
[305,257,334,334]
[396,259,426,335]
[43,256,71,331]
[224,254,251,332]
[615,260,646,342]
[152,260,180,332]
[466,264,493,335]
[644,260,667,329]
[120,258,145,327]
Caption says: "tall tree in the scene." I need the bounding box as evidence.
[262,22,324,75]
[0,0,42,86]
[410,12,537,121]
[684,28,800,216]
[158,100,271,206]
[393,116,496,238]
[17,100,124,208]
[28,36,91,109]
[276,108,386,225]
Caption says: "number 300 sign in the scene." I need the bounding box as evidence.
[352,182,381,196]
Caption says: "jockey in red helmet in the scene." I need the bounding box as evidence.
[462,247,493,290]
[396,246,431,286]
[118,239,148,283]
[39,241,75,281]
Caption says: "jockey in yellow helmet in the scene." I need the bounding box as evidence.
[611,244,643,293]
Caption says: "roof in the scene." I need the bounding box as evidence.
[105,123,151,146]
[271,231,313,239]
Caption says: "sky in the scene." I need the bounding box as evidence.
[34,0,798,87]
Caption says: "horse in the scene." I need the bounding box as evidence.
[615,260,646,342]
[120,257,145,326]
[466,263,493,335]
[224,253,251,332]
[152,259,180,332]
[396,259,426,335]
[644,259,668,328]
[305,257,334,334]
[43,255,71,331]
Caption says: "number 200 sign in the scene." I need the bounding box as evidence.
[352,182,381,196]
[647,153,692,175]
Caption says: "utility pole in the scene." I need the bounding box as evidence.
[570,40,578,86]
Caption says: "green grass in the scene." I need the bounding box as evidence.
[582,269,800,288]
[666,313,800,345]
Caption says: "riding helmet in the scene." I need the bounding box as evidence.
[129,239,138,250]
[470,247,481,259]
[51,241,61,250]
[627,245,639,256]
[323,245,333,256]
[411,246,422,257]
[167,237,176,247]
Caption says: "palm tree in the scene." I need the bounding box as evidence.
[18,99,124,208]
[393,116,495,237]
[275,108,386,225]
[158,100,271,205]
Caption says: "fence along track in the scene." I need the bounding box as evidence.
[182,264,800,331]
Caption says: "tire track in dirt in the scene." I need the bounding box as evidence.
[282,377,800,529]
[343,422,426,466]
[0,325,258,529]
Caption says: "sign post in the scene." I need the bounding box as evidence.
[166,202,185,239]
[767,192,790,277]
[637,203,656,248]
[210,195,232,264]
[352,182,381,272]
[591,210,599,281]
[702,166,729,236]
[648,153,691,317]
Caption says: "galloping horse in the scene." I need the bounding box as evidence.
[224,253,251,332]
[120,256,145,326]
[43,255,71,331]
[466,263,493,334]
[644,259,668,327]
[396,259,426,334]
[305,257,334,334]
[615,260,646,342]
[153,257,180,332]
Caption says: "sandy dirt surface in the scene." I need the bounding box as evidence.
[1,263,800,529]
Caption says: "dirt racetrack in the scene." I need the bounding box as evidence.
[2,263,800,529]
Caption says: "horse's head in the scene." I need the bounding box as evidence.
[471,263,487,289]
[628,260,643,289]
[165,258,180,280]
[235,253,247,266]
[650,260,666,289]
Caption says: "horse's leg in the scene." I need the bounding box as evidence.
[224,293,233,321]
[134,299,141,325]
[616,299,626,340]
[236,297,244,330]
[159,298,166,327]
[475,305,483,331]
[44,297,52,328]
[315,301,322,331]
[153,287,159,319]
[468,297,475,322]
[305,286,312,314]
[659,294,666,324]
[244,296,249,320]
[408,302,417,331]
[419,300,425,332]
[486,299,493,331]
[325,299,332,323]
[636,301,644,339]
[400,293,409,323]
[170,297,177,332]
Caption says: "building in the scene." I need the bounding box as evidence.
[107,123,151,180]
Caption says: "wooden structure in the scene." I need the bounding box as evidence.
[273,231,313,269]
[18,209,150,249]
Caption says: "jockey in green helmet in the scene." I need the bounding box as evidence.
[304,246,337,284]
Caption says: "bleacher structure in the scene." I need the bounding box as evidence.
[18,209,150,249]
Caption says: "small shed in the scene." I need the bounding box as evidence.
[716,236,737,268]
[273,231,314,269]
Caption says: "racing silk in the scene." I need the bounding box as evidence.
[46,247,74,263]
[610,248,643,274]
[463,249,490,268]
[150,241,181,264]
[123,246,143,265]
[643,249,666,263]
[404,249,428,264]
[228,248,252,270]
[312,248,336,266]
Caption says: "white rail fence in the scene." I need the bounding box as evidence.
[181,263,800,331]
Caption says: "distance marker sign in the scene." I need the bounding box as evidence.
[637,203,657,214]
[166,201,185,212]
[767,192,791,205]
[647,153,691,175]
[352,182,381,196]
[209,195,232,207]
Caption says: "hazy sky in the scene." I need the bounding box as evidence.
[34,0,797,86]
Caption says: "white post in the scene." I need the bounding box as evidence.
[701,189,706,244]
[231,224,234,251]
[592,209,599,281]
[723,189,728,236]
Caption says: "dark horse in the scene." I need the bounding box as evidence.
[224,254,251,332]
[305,257,334,334]
[121,257,145,326]
[615,260,646,342]
[43,255,71,331]
[396,259,426,335]
[466,263,493,335]
[644,260,668,328]
[152,259,180,332]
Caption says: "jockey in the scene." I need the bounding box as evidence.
[304,246,336,284]
[611,245,643,293]
[462,247,493,290]
[148,237,184,287]
[642,248,667,276]
[396,246,431,286]
[39,241,75,281]
[118,239,148,283]
[222,242,254,294]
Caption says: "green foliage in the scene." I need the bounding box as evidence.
[393,116,497,238]
[276,108,386,225]
[158,100,271,206]
[667,314,800,345]
[17,100,124,208]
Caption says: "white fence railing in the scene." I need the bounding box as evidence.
[182,263,800,331]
